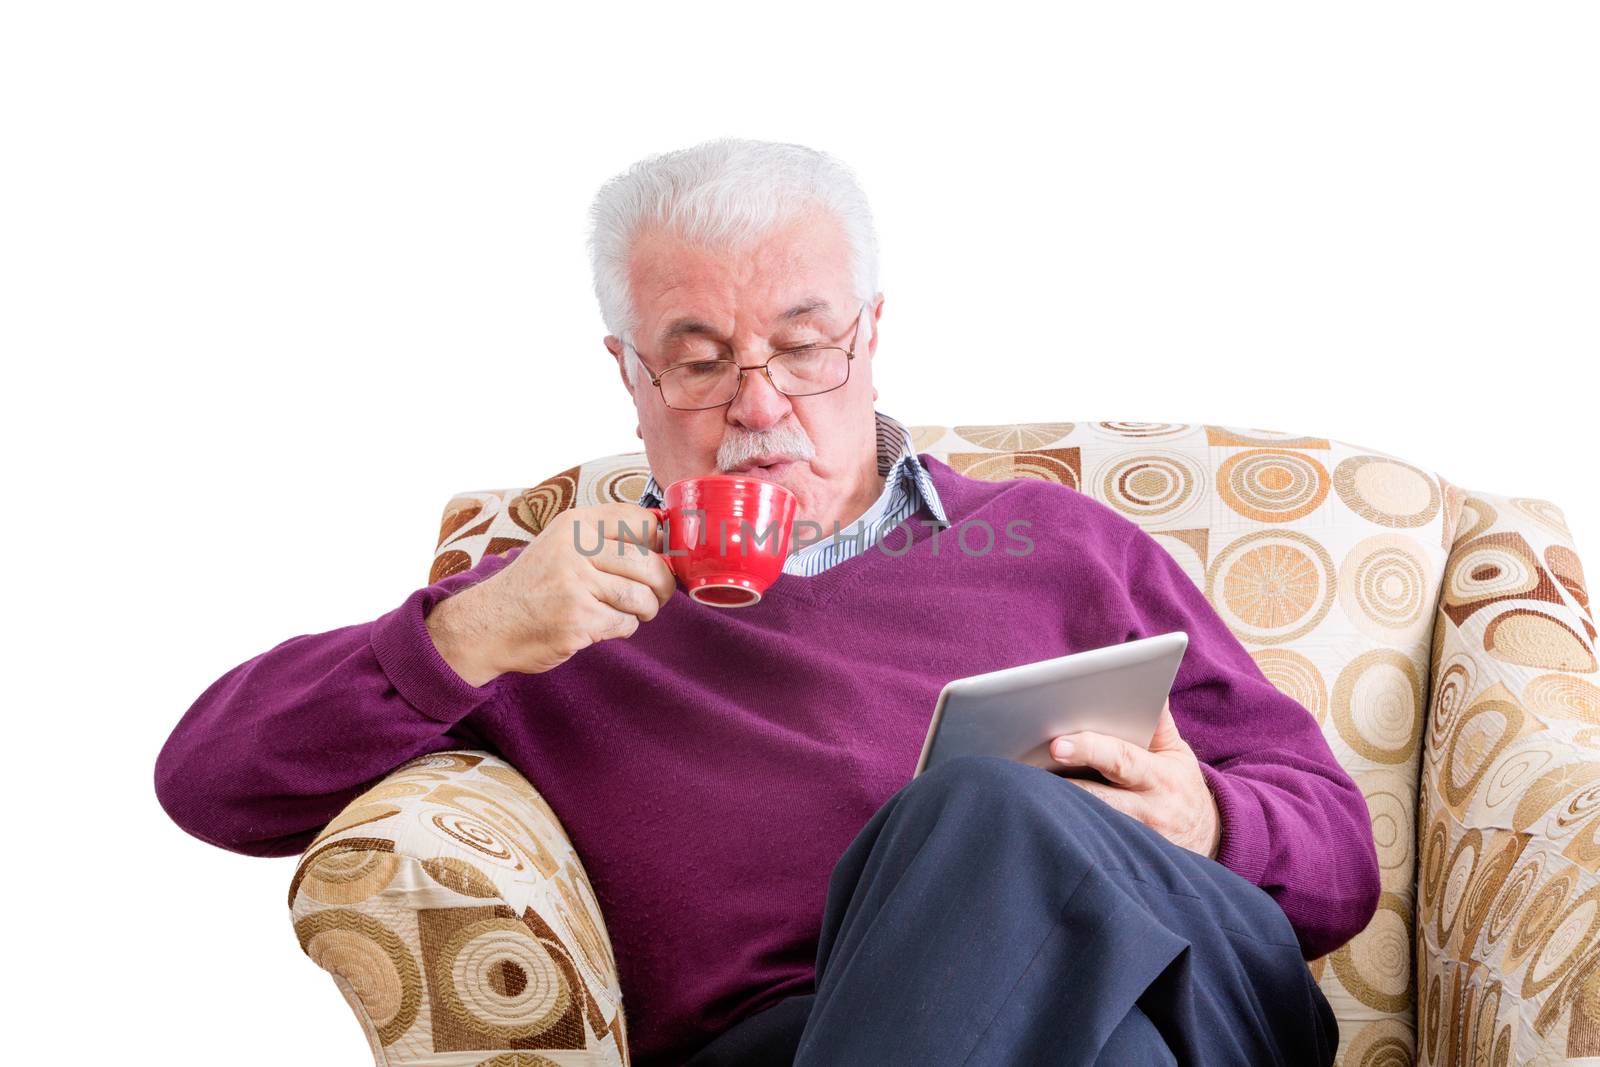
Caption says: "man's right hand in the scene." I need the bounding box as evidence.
[424,503,677,685]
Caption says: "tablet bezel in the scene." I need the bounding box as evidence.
[912,630,1190,779]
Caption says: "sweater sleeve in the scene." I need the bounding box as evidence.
[153,547,524,859]
[1117,523,1381,959]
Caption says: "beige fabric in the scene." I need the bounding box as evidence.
[292,420,1599,1065]
[1417,491,1600,1065]
[289,751,628,1066]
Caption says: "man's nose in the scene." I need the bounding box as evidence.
[725,363,793,430]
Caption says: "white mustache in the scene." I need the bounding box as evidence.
[717,422,817,471]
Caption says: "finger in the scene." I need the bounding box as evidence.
[588,545,677,606]
[602,510,666,556]
[1051,730,1153,790]
[561,505,665,556]
[1061,776,1148,824]
[589,571,664,623]
[585,603,640,643]
[1147,698,1188,753]
[580,502,671,531]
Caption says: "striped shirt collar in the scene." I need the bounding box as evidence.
[635,411,948,574]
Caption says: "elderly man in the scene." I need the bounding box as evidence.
[155,138,1379,1066]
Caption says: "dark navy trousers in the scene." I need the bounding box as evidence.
[684,755,1336,1067]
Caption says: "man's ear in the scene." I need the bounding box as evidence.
[866,294,885,358]
[864,295,884,402]
[605,336,636,399]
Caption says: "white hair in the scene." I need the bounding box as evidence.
[587,137,880,386]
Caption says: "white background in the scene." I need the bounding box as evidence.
[6,2,1597,1063]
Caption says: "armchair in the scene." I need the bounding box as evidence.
[288,420,1600,1065]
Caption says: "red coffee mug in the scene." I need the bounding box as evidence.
[648,474,799,607]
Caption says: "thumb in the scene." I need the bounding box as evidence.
[1148,699,1188,752]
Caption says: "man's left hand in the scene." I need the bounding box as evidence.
[1050,700,1222,860]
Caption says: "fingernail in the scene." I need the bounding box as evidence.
[1053,740,1074,760]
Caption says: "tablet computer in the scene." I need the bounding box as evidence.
[912,631,1189,780]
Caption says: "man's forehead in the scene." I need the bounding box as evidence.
[628,213,853,342]
[658,298,834,342]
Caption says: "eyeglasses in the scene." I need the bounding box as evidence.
[627,303,868,411]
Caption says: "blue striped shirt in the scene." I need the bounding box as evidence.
[636,411,949,576]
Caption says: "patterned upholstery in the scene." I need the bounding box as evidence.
[289,751,628,1066]
[289,420,1600,1066]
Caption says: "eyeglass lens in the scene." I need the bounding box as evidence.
[661,348,849,409]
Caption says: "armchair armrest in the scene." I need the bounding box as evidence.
[1418,489,1600,1064]
[287,749,630,1065]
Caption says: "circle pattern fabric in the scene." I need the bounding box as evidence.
[1217,448,1330,522]
[1205,530,1337,645]
[1092,450,1207,525]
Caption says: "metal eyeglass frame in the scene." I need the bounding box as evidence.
[625,302,869,411]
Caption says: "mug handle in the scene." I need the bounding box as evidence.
[646,507,670,547]
[644,508,679,566]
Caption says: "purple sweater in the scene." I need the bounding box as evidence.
[154,455,1380,1066]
